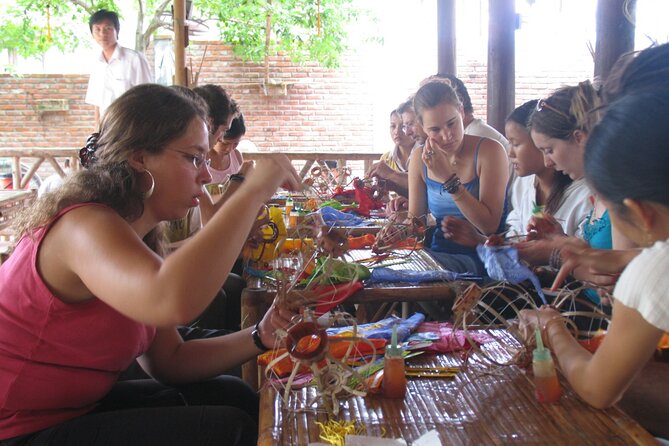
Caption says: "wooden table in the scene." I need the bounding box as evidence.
[241,249,470,389]
[257,329,657,445]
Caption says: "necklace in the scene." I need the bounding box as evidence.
[449,141,465,167]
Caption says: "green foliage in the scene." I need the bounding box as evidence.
[0,0,368,71]
[197,0,362,68]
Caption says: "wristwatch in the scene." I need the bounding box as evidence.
[252,323,269,352]
[229,174,245,183]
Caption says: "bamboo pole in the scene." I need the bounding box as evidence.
[173,0,187,86]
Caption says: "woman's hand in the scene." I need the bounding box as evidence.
[366,161,395,181]
[236,160,254,176]
[526,213,564,240]
[244,154,303,199]
[386,196,408,218]
[421,138,455,184]
[257,299,299,350]
[441,216,486,247]
[552,246,639,290]
[518,306,563,338]
[514,239,555,265]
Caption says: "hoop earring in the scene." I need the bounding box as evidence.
[143,169,155,200]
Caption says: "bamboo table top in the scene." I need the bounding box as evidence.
[258,329,656,445]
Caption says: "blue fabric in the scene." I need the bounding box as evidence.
[318,206,365,227]
[368,267,479,284]
[326,313,425,343]
[426,249,486,276]
[476,244,547,304]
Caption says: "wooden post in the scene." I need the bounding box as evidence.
[594,0,636,81]
[487,0,515,134]
[173,0,187,86]
[437,0,457,75]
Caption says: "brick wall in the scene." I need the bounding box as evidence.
[0,40,592,180]
[0,75,93,149]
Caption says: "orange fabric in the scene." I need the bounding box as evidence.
[258,336,386,377]
[347,234,376,249]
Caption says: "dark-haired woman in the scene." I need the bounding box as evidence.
[442,100,592,247]
[0,84,302,445]
[520,90,669,413]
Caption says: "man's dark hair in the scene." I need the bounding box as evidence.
[192,85,236,130]
[89,10,120,34]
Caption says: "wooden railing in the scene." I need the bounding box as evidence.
[0,147,79,190]
[0,148,383,189]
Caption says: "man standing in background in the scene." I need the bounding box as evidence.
[85,10,152,127]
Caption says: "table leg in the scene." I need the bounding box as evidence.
[241,287,273,390]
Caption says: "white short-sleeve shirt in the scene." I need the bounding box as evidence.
[85,45,153,119]
[505,176,593,237]
[614,238,669,332]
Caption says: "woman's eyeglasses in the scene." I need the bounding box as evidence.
[169,149,209,169]
[536,98,572,121]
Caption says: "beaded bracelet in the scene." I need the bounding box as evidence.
[549,247,562,269]
[441,174,461,194]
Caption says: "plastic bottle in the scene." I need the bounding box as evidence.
[533,328,561,403]
[383,324,407,399]
[285,197,294,218]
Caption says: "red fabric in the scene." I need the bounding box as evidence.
[0,204,155,440]
[312,281,363,316]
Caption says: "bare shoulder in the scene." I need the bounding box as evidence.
[51,204,140,253]
[233,149,244,164]
[476,136,506,155]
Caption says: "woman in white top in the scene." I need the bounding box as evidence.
[442,100,592,246]
[520,90,669,410]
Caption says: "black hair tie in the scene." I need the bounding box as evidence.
[80,132,100,168]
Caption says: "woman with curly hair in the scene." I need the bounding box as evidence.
[0,84,301,445]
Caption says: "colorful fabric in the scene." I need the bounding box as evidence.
[368,267,478,283]
[406,321,493,353]
[476,244,547,304]
[327,313,426,343]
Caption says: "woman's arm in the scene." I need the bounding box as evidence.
[48,155,301,327]
[139,299,295,383]
[200,157,253,225]
[522,302,662,409]
[367,161,409,197]
[408,146,428,223]
[452,138,509,234]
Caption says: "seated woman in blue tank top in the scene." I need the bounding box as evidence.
[408,79,509,275]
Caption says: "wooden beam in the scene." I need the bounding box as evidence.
[487,0,515,134]
[437,0,456,75]
[595,0,636,81]
[173,0,187,86]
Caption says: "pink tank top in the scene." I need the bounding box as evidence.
[208,150,243,184]
[0,203,156,440]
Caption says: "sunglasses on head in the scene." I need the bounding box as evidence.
[536,98,572,121]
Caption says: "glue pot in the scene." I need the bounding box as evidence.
[533,328,561,403]
[383,324,407,399]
